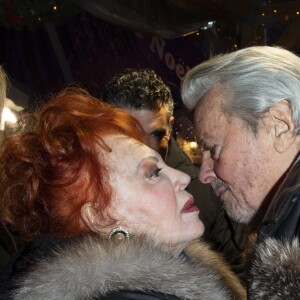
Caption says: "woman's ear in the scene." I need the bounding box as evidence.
[80,203,102,233]
[269,100,296,152]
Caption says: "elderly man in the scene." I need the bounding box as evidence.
[181,46,300,298]
[102,68,246,273]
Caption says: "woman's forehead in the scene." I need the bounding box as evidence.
[102,135,162,181]
[103,134,156,162]
[105,134,142,152]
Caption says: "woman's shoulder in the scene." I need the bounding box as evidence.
[186,239,247,299]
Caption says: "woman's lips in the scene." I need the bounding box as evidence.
[180,198,199,213]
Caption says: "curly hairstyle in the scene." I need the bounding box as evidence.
[0,87,145,240]
[102,68,174,119]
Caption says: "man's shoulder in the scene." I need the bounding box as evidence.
[260,158,300,241]
[165,137,198,178]
[260,194,300,241]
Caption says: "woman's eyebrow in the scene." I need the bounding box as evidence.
[141,156,159,163]
[137,156,159,168]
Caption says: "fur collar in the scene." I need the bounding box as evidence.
[249,237,300,299]
[11,235,243,300]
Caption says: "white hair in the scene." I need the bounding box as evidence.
[181,46,300,134]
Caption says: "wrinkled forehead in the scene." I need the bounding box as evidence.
[193,86,226,140]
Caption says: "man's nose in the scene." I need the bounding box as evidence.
[198,152,217,184]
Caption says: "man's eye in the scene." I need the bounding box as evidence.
[150,131,166,139]
[149,167,162,178]
[200,144,216,158]
[209,146,216,157]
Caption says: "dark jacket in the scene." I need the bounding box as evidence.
[0,235,67,298]
[165,137,246,269]
[258,156,300,241]
[0,222,24,271]
[1,235,246,300]
[248,156,300,299]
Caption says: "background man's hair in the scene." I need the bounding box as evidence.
[102,68,174,118]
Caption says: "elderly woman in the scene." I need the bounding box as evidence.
[0,88,245,300]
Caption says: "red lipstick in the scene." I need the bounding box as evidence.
[180,198,199,213]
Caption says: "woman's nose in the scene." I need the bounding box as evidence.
[170,168,191,191]
[198,152,217,184]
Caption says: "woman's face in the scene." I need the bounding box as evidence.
[104,134,204,248]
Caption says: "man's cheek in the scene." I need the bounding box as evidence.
[147,138,161,153]
[160,136,169,147]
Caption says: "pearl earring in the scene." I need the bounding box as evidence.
[108,227,130,244]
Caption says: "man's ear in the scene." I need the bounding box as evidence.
[269,100,296,152]
[169,115,175,127]
[80,203,102,233]
[167,116,175,140]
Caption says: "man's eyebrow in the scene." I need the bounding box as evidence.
[199,131,214,141]
[197,135,214,147]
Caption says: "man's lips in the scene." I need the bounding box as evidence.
[180,198,199,213]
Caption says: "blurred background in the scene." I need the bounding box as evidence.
[0,0,299,161]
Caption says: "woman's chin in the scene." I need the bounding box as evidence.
[198,221,205,237]
[178,223,206,245]
[190,221,205,240]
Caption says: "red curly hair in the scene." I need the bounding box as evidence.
[0,87,145,240]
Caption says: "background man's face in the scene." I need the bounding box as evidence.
[126,105,173,159]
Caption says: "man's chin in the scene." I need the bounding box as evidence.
[223,201,256,224]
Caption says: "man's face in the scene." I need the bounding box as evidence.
[126,105,173,159]
[193,85,287,224]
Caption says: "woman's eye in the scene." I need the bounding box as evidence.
[149,167,162,178]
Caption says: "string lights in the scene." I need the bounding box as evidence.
[193,0,300,52]
[0,0,78,30]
